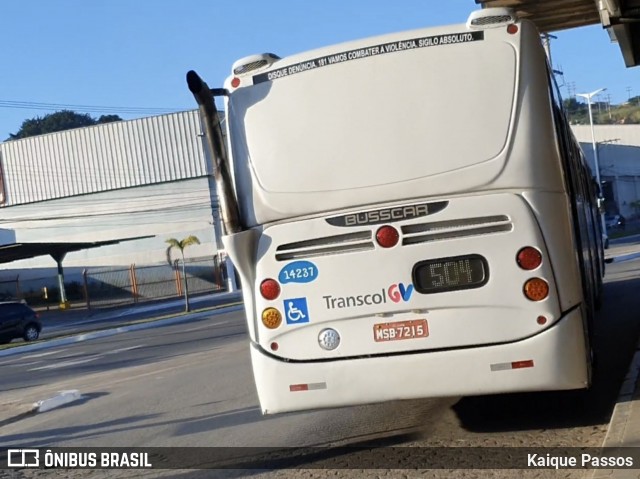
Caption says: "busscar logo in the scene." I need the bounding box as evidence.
[326,201,448,227]
[8,449,40,468]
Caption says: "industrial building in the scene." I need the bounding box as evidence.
[0,110,222,304]
[572,124,640,218]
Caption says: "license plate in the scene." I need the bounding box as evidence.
[373,319,429,342]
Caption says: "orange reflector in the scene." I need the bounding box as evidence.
[262,308,282,329]
[523,278,549,301]
[516,247,542,270]
[511,360,534,369]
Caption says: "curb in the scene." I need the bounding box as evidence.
[607,252,640,264]
[33,390,82,413]
[601,346,640,444]
[0,304,244,358]
[590,342,640,479]
[0,390,84,429]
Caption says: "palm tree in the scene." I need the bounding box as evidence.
[165,235,201,312]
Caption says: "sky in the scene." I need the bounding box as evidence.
[1,0,639,141]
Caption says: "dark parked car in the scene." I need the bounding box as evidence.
[0,301,41,343]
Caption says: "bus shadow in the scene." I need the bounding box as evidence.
[454,274,640,433]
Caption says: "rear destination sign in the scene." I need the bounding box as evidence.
[253,31,484,84]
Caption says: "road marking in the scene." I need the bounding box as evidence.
[28,356,101,371]
[7,360,43,367]
[21,349,68,359]
[181,320,231,333]
[182,325,214,333]
[21,346,146,369]
[105,345,145,355]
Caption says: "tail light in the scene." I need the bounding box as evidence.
[260,278,280,300]
[517,247,542,270]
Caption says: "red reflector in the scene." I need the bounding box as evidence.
[517,247,542,270]
[260,279,280,300]
[376,225,400,248]
[289,384,309,392]
[231,77,241,88]
[507,24,518,34]
[511,360,534,369]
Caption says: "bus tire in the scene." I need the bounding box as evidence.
[594,287,603,311]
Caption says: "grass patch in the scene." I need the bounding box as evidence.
[609,229,640,239]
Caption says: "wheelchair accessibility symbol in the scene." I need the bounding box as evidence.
[285,298,310,325]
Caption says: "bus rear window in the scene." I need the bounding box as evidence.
[229,40,516,194]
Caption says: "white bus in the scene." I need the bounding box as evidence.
[187,7,605,414]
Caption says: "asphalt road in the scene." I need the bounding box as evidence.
[1,309,246,390]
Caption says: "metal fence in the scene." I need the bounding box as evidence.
[1,256,225,309]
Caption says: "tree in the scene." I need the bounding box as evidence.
[165,235,201,312]
[563,97,583,114]
[8,110,123,140]
[629,96,640,106]
[97,114,123,124]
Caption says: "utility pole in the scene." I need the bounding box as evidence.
[541,33,565,91]
[541,33,552,66]
[577,88,608,238]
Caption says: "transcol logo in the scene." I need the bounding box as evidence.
[322,282,414,309]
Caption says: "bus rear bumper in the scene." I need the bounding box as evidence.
[250,307,589,414]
